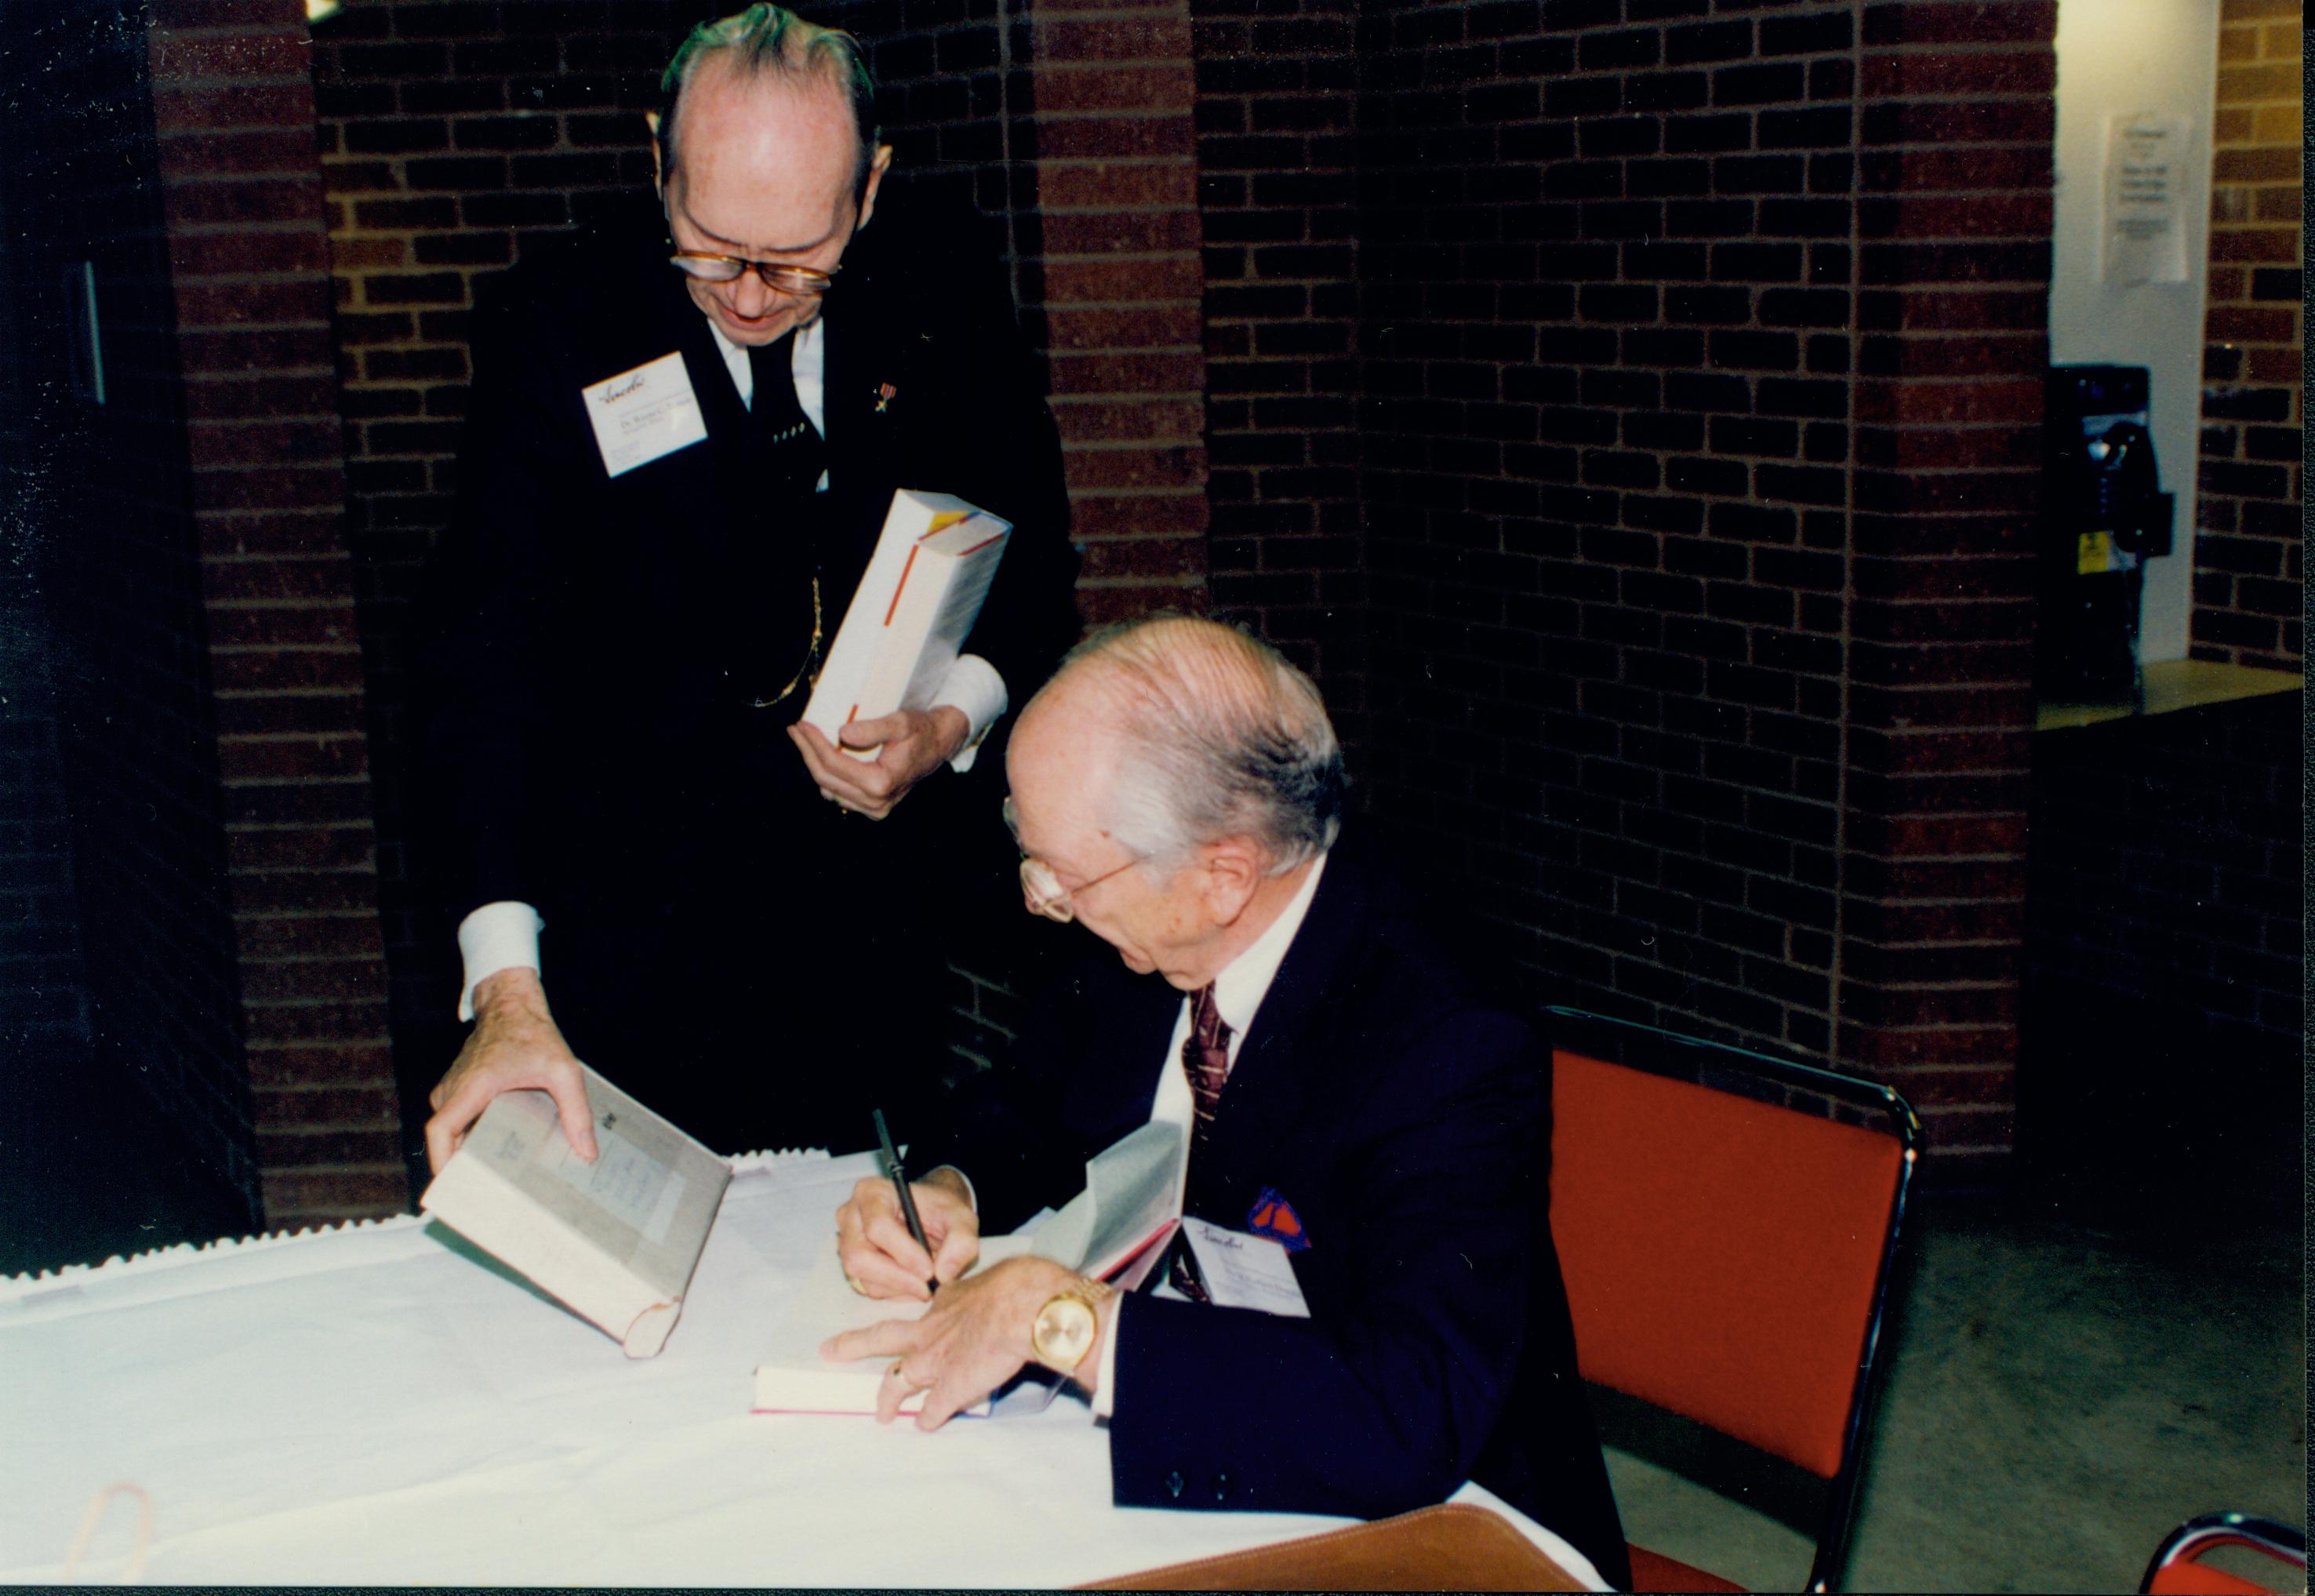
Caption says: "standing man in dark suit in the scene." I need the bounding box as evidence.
[826,618,1628,1590]
[413,5,1078,1169]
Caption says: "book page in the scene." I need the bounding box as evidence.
[754,1233,1036,1416]
[540,1122,685,1248]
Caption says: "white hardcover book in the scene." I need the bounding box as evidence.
[419,1064,732,1358]
[801,488,1012,760]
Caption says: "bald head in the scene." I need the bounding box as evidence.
[1019,617,1345,876]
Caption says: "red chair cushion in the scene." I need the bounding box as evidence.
[1551,1049,1906,1478]
[1627,1543,1748,1592]
[2148,1558,2286,1594]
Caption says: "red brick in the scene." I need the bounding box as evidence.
[1855,376,2041,424]
[236,917,387,962]
[1038,162,1199,210]
[1046,304,1203,350]
[1041,209,1205,256]
[1861,49,2054,99]
[1840,1022,2018,1069]
[2208,304,2299,344]
[1053,396,1205,443]
[214,733,372,782]
[169,227,332,278]
[2204,225,2296,263]
[1045,256,1205,303]
[249,1082,401,1127]
[149,30,311,84]
[1035,16,1194,62]
[151,82,314,132]
[1862,3,2056,47]
[259,1167,413,1222]
[241,998,392,1042]
[1034,115,1198,161]
[1068,492,1211,538]
[1063,443,1205,490]
[1078,535,1208,580]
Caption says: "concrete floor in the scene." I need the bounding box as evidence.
[1606,1191,2307,1592]
[5,1056,2306,1591]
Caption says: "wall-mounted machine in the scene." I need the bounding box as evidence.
[2037,365,2175,707]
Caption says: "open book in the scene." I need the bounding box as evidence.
[418,1065,731,1358]
[752,1122,1183,1414]
[801,488,1011,761]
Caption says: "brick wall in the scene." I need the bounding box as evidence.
[2191,0,2301,670]
[1030,0,1211,623]
[147,0,402,1224]
[4,0,260,1216]
[1243,0,2055,1166]
[1190,0,1360,686]
[2022,690,2302,1216]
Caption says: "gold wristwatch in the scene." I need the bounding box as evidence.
[1030,1278,1116,1375]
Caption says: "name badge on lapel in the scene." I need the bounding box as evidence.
[581,352,707,478]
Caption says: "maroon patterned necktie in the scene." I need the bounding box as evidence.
[1170,982,1234,1303]
[1183,982,1232,1147]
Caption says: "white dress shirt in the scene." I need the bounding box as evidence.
[453,312,1008,1019]
[1088,852,1329,1416]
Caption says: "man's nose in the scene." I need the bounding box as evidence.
[726,270,778,319]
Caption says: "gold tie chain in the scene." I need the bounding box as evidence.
[748,575,823,709]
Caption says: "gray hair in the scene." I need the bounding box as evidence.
[1057,616,1345,876]
[656,5,880,197]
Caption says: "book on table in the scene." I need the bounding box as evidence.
[419,1063,731,1358]
[800,487,1012,761]
[751,1121,1184,1415]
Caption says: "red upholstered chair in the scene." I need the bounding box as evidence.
[2140,1513,2307,1594]
[1545,1008,1920,1594]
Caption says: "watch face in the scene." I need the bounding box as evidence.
[1034,1295,1097,1372]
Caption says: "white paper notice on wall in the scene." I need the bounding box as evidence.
[2101,111,2193,286]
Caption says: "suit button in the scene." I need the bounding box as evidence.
[1165,1471,1184,1500]
[1212,1471,1230,1503]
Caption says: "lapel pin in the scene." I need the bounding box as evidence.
[874,382,897,413]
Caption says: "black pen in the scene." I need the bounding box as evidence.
[873,1108,940,1297]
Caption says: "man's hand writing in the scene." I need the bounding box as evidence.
[787,707,969,820]
[423,966,595,1172]
[822,1256,1109,1429]
[835,1169,978,1300]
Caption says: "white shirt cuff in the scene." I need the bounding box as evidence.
[1090,1294,1121,1420]
[925,1165,977,1213]
[456,901,544,1021]
[932,653,1007,773]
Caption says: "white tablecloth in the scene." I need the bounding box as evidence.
[1,1149,1598,1587]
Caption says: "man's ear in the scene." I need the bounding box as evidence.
[1197,838,1265,929]
[645,111,665,196]
[854,143,896,229]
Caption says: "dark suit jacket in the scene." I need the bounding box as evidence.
[409,185,1079,1151]
[918,842,1630,1588]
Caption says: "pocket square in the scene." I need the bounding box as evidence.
[1245,1187,1310,1253]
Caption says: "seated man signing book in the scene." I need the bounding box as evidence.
[827,618,1629,1589]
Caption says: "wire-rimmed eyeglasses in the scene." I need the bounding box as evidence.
[668,252,840,297]
[1001,796,1146,923]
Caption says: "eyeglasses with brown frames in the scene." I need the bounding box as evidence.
[1001,796,1148,923]
[667,252,840,297]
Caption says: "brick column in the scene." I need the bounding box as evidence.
[1028,0,1212,622]
[1840,0,2054,1169]
[148,0,400,1223]
[2192,0,2302,669]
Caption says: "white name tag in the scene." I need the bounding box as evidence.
[582,351,707,478]
[1181,1216,1310,1318]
